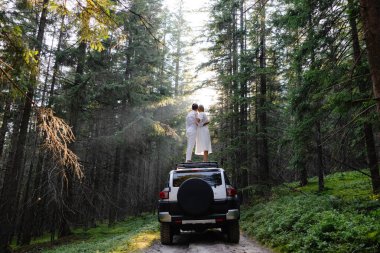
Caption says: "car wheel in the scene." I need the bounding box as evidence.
[227,221,240,243]
[160,223,173,245]
[173,227,181,235]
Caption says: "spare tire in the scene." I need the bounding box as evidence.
[177,178,213,216]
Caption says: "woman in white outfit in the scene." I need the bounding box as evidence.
[195,105,212,161]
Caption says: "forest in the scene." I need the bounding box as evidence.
[0,0,380,252]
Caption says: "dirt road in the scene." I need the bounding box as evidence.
[144,230,273,253]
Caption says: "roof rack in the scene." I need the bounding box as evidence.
[176,162,219,169]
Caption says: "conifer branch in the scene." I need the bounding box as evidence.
[0,64,35,105]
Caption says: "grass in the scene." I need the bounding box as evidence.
[241,170,380,253]
[14,170,380,253]
[14,214,159,253]
[287,170,376,200]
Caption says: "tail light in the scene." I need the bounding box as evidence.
[226,185,237,197]
[159,188,169,199]
[215,217,225,223]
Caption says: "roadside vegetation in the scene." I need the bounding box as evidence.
[241,171,380,253]
[12,214,158,253]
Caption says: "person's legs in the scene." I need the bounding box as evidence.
[203,151,208,162]
[186,132,196,162]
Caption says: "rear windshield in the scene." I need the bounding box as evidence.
[173,171,222,187]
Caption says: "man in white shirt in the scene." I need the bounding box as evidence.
[185,103,198,162]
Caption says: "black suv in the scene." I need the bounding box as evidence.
[158,162,240,244]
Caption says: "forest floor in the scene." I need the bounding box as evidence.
[14,214,272,253]
[241,170,380,253]
[14,170,380,253]
[13,215,160,253]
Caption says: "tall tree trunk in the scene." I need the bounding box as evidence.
[174,0,183,96]
[294,58,308,187]
[316,121,324,192]
[58,40,87,238]
[69,42,87,133]
[108,146,121,226]
[239,0,248,190]
[258,0,270,187]
[231,0,240,186]
[18,158,35,245]
[359,0,380,113]
[49,15,65,107]
[19,151,44,245]
[41,29,56,105]
[350,0,380,193]
[227,2,236,186]
[0,98,11,159]
[0,0,49,251]
[15,159,33,244]
[159,19,167,95]
[308,10,324,191]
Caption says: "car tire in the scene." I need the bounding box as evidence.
[173,227,180,235]
[227,221,240,243]
[160,223,173,245]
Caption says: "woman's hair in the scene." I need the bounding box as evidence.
[198,105,204,112]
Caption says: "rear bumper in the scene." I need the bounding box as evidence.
[158,209,240,223]
[158,199,240,215]
[159,212,172,222]
[226,209,240,220]
[158,199,240,226]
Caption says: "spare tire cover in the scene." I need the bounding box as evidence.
[177,178,213,216]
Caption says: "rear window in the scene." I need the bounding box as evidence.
[173,171,222,187]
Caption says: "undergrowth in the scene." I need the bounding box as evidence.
[14,214,159,253]
[241,171,380,253]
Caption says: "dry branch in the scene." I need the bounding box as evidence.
[37,107,84,180]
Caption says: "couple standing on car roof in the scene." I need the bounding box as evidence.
[185,103,213,162]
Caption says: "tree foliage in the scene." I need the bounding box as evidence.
[206,0,379,195]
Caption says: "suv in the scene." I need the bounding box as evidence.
[158,162,240,244]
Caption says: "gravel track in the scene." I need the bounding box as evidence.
[144,230,273,253]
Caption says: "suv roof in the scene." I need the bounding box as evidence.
[176,161,219,169]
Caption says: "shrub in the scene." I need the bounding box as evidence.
[241,171,380,253]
